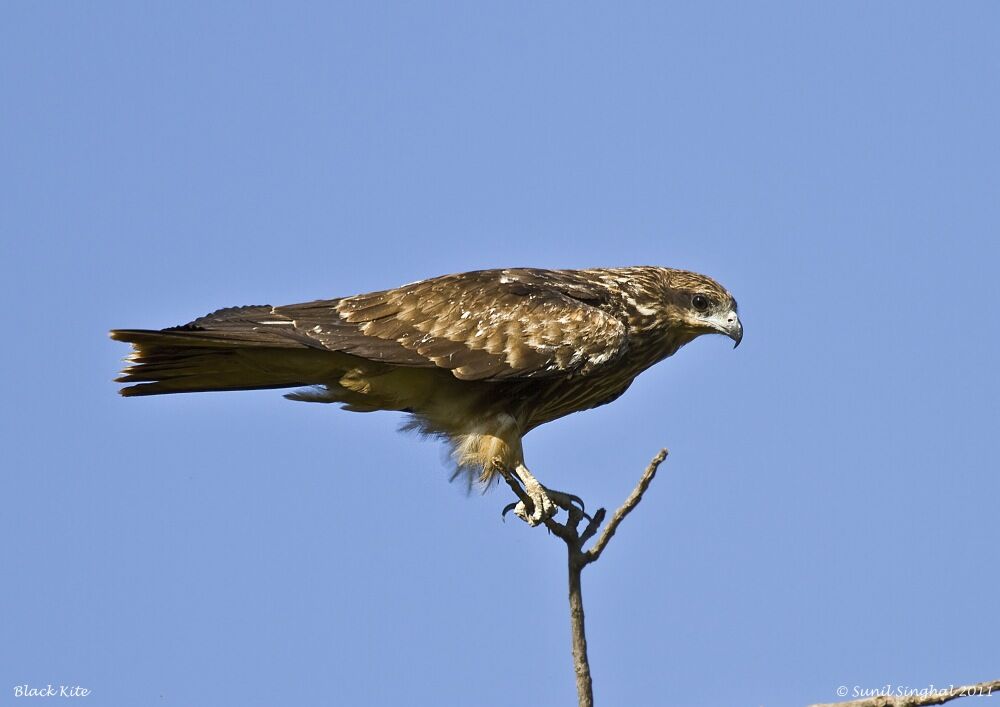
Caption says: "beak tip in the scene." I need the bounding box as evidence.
[730,321,743,349]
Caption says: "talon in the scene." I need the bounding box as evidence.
[513,478,557,527]
[548,490,586,514]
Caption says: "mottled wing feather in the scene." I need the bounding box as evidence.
[274,298,429,365]
[274,269,629,381]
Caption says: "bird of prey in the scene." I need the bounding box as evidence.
[111,266,742,525]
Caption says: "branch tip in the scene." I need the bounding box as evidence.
[584,448,668,564]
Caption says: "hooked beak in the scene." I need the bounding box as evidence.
[729,314,743,348]
[707,310,743,348]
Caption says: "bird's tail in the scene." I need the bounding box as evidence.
[110,326,342,397]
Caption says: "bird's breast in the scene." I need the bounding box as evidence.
[520,334,683,430]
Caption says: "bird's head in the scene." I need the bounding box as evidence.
[655,269,743,348]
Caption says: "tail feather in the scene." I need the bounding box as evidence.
[110,328,344,397]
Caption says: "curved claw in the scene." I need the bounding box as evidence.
[502,489,591,525]
[547,490,586,514]
[501,501,520,520]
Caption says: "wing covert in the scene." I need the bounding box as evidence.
[275,269,629,381]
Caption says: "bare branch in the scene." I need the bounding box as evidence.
[500,448,670,707]
[579,508,606,546]
[567,553,594,707]
[502,449,994,707]
[809,679,1000,707]
[583,448,668,564]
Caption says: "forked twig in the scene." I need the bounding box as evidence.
[583,448,667,564]
[503,450,998,707]
[503,448,669,707]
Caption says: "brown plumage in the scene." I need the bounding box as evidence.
[111,266,742,516]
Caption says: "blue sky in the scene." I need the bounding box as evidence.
[2,2,998,706]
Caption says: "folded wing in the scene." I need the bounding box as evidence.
[275,269,630,381]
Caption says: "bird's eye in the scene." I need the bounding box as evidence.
[692,294,710,312]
